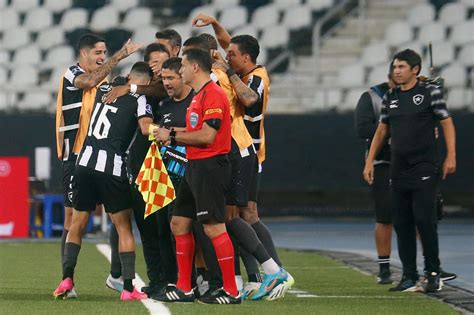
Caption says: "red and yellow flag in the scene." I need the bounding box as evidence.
[135,141,175,218]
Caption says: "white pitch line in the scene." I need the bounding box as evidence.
[288,289,410,299]
[96,243,171,315]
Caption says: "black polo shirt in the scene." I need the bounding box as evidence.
[379,80,450,179]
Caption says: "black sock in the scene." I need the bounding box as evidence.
[63,242,81,280]
[226,218,271,264]
[252,221,282,266]
[109,225,121,278]
[124,279,133,292]
[60,229,68,273]
[240,246,260,278]
[120,251,136,287]
[248,273,262,283]
[378,255,390,272]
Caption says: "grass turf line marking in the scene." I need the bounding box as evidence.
[288,289,409,299]
[96,244,171,315]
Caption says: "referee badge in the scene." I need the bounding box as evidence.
[190,112,199,128]
[413,94,424,105]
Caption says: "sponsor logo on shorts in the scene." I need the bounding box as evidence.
[421,176,431,181]
[205,108,222,115]
[197,210,208,216]
[189,112,199,128]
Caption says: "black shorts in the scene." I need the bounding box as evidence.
[62,159,76,208]
[72,166,132,213]
[173,154,231,223]
[371,163,391,224]
[248,158,261,202]
[226,140,256,207]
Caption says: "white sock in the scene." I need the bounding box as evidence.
[261,259,280,275]
[235,275,243,291]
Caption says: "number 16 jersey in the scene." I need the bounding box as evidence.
[77,84,153,178]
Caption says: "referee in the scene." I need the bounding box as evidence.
[363,49,456,293]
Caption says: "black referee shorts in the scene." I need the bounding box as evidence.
[226,140,256,207]
[61,159,76,208]
[173,154,231,223]
[72,166,132,214]
[371,163,391,224]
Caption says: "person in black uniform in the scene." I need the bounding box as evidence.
[53,62,155,301]
[355,64,396,284]
[363,49,456,293]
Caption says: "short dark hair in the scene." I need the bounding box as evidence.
[183,48,212,73]
[182,36,210,52]
[231,35,260,63]
[162,57,182,75]
[77,33,105,52]
[130,61,153,78]
[144,43,170,62]
[198,33,218,50]
[155,29,182,48]
[392,49,422,75]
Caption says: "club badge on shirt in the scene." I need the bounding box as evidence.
[413,94,424,106]
[190,112,199,128]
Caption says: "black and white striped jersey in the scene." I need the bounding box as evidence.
[77,84,153,178]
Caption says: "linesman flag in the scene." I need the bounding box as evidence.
[135,125,175,218]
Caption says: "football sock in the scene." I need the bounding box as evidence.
[60,229,68,274]
[378,255,390,272]
[124,279,133,292]
[175,233,195,292]
[252,220,282,266]
[63,242,81,280]
[109,224,122,278]
[211,232,238,296]
[240,247,260,280]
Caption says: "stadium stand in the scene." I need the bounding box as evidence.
[0,0,472,112]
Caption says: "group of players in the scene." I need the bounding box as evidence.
[53,13,294,304]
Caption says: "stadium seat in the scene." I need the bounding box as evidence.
[188,5,219,25]
[43,0,72,13]
[166,23,192,42]
[0,50,9,64]
[219,6,248,31]
[23,7,53,31]
[396,41,424,56]
[90,5,120,32]
[273,0,301,9]
[211,0,239,8]
[258,47,268,65]
[11,45,41,66]
[338,63,365,88]
[447,87,471,109]
[0,67,7,85]
[132,26,157,45]
[0,91,18,110]
[43,45,75,69]
[10,0,38,12]
[441,63,467,87]
[458,43,474,67]
[122,7,153,30]
[341,88,366,112]
[306,0,334,11]
[251,4,280,30]
[418,22,446,43]
[232,25,259,39]
[41,65,68,92]
[18,91,53,110]
[450,21,474,46]
[60,8,89,32]
[361,41,390,67]
[110,0,139,12]
[260,25,289,49]
[439,2,468,27]
[36,27,65,50]
[282,5,312,30]
[385,21,413,47]
[429,40,455,67]
[460,0,474,6]
[7,65,38,90]
[0,0,6,8]
[0,8,20,31]
[407,3,436,28]
[324,89,343,108]
[367,64,390,87]
[1,27,30,51]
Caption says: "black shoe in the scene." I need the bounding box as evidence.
[377,269,393,284]
[440,270,457,282]
[425,272,442,293]
[151,284,195,302]
[198,287,241,304]
[389,276,418,292]
[142,282,167,297]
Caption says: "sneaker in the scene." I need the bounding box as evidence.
[106,274,124,293]
[120,287,148,301]
[377,269,393,284]
[251,268,289,300]
[389,276,419,292]
[266,272,295,301]
[142,281,167,297]
[425,272,443,293]
[198,287,241,304]
[53,277,74,299]
[151,284,195,303]
[440,270,457,282]
[241,282,261,300]
[66,287,78,299]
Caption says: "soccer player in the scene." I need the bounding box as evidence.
[355,63,396,284]
[53,62,154,301]
[55,34,140,298]
[152,48,241,304]
[363,49,456,293]
[155,29,182,57]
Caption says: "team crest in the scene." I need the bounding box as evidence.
[413,94,424,105]
[189,112,199,128]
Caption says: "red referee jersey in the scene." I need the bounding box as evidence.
[186,81,231,160]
